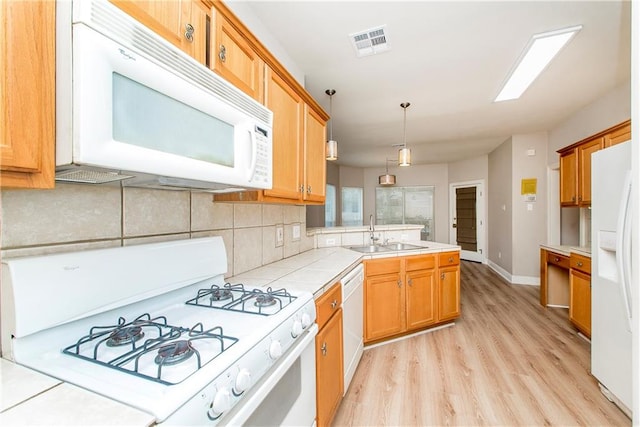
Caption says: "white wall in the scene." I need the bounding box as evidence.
[511,133,548,279]
[448,155,489,184]
[363,163,449,242]
[488,138,513,273]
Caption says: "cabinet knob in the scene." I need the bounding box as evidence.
[577,261,583,267]
[408,278,413,287]
[331,300,337,309]
[397,279,402,288]
[572,196,576,202]
[441,273,445,280]
[578,196,582,202]
[321,342,327,356]
[184,23,195,43]
[307,185,312,194]
[448,257,453,263]
[299,185,304,193]
[219,44,227,62]
[554,257,560,262]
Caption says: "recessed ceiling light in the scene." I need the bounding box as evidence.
[494,25,582,102]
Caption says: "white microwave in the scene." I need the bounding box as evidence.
[55,0,273,192]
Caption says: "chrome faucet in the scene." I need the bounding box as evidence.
[369,214,378,245]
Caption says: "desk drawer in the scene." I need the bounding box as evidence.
[546,252,570,269]
[570,253,591,275]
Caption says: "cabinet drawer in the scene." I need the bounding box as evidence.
[405,254,436,272]
[316,282,342,329]
[570,253,591,275]
[364,258,401,276]
[546,252,570,269]
[438,252,460,267]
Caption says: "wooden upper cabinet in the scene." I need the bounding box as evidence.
[303,106,327,203]
[577,137,603,206]
[558,120,631,208]
[559,150,577,206]
[211,8,264,102]
[264,67,303,201]
[1,0,55,189]
[110,0,211,66]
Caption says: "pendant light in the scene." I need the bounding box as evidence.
[325,89,338,161]
[397,102,411,166]
[378,158,396,186]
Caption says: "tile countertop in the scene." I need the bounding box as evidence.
[541,244,591,258]
[230,241,461,298]
[0,359,155,426]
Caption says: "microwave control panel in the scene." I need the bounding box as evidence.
[252,127,271,186]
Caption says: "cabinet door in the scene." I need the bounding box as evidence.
[316,310,344,427]
[110,0,209,65]
[364,273,403,342]
[569,269,591,338]
[559,150,577,206]
[604,122,631,147]
[264,68,303,201]
[406,269,436,330]
[438,266,460,322]
[1,0,55,189]
[303,105,327,203]
[212,9,264,101]
[577,137,603,206]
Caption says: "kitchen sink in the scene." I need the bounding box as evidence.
[383,243,425,251]
[349,245,392,253]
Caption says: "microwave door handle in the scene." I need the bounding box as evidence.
[247,129,257,182]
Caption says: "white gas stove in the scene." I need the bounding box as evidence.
[1,237,317,425]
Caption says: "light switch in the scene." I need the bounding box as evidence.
[527,203,533,211]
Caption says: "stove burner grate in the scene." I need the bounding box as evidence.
[62,314,238,385]
[186,284,296,316]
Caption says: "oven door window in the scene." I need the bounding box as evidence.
[112,72,235,167]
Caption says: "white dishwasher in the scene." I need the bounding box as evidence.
[341,263,364,395]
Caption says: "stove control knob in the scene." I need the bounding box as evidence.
[209,388,231,418]
[301,312,312,329]
[268,340,282,359]
[291,319,303,338]
[234,369,252,394]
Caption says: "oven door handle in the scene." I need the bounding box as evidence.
[220,323,318,425]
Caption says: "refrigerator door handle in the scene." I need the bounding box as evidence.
[615,170,633,331]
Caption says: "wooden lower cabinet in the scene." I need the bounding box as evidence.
[364,252,460,344]
[569,253,591,337]
[315,282,343,427]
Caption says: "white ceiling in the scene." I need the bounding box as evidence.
[239,1,631,168]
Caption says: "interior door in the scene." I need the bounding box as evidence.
[450,183,484,263]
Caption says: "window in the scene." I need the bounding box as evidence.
[341,187,363,226]
[325,184,336,227]
[375,186,435,241]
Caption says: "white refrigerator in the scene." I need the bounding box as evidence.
[591,140,633,417]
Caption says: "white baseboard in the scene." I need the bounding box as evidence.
[487,260,539,286]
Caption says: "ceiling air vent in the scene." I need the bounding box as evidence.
[349,25,390,57]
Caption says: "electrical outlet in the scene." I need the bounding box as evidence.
[292,223,301,241]
[498,251,502,259]
[276,225,284,247]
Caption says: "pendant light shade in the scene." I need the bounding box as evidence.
[378,159,396,186]
[326,139,338,161]
[325,89,338,161]
[397,102,411,166]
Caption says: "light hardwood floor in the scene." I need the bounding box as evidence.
[333,261,631,426]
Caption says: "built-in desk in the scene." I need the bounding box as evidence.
[539,246,571,307]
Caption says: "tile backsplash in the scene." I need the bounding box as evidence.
[0,184,313,277]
